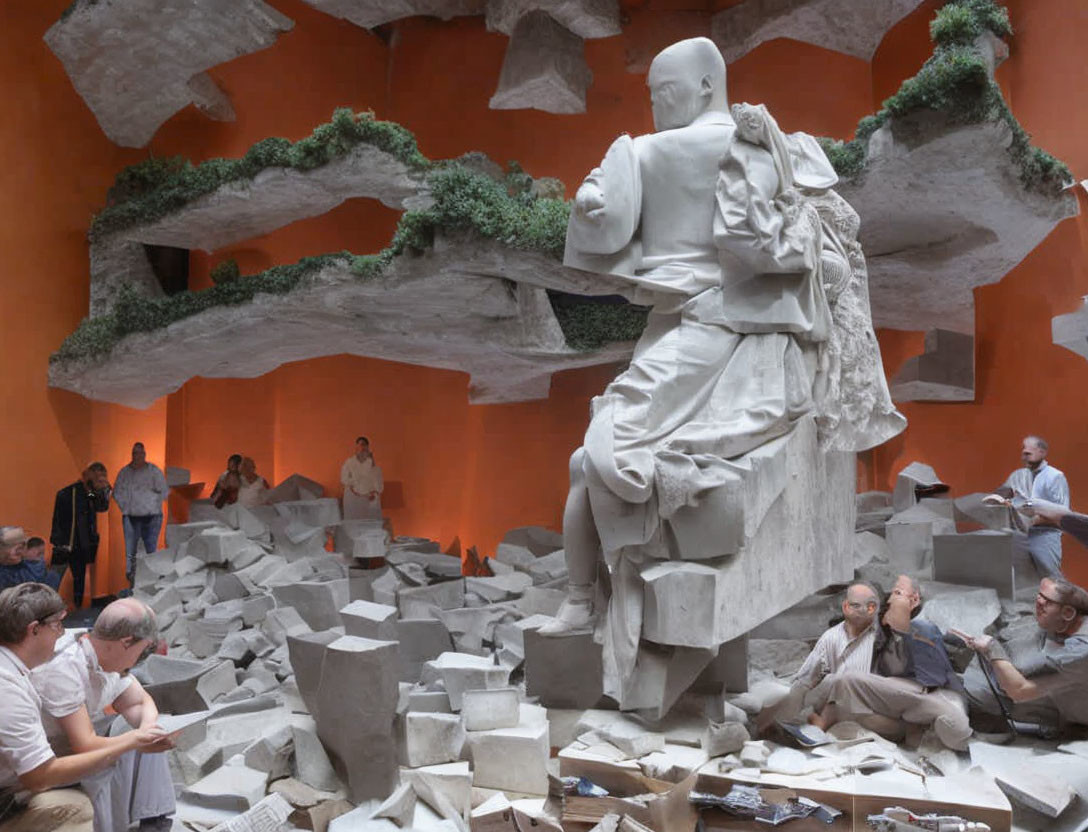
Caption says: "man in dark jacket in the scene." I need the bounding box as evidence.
[50,464,110,608]
[811,574,971,749]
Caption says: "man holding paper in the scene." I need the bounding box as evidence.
[31,599,175,832]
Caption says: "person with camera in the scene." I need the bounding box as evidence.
[49,465,110,609]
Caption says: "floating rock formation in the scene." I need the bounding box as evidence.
[44,0,293,147]
[891,329,975,402]
[711,0,926,63]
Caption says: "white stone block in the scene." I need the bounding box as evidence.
[274,497,341,528]
[465,706,549,795]
[340,599,399,641]
[405,712,466,767]
[461,687,520,731]
[401,761,472,826]
[425,652,512,710]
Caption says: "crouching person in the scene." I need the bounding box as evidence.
[813,575,971,750]
[0,584,165,832]
[31,599,175,832]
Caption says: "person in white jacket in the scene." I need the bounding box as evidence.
[112,444,167,585]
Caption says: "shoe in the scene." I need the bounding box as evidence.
[538,597,596,636]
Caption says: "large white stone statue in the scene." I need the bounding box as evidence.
[541,37,905,713]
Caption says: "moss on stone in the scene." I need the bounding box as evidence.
[91,109,430,239]
[209,259,240,285]
[56,159,577,363]
[548,294,649,352]
[820,1,1070,196]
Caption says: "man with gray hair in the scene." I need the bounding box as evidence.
[0,584,165,832]
[31,598,175,832]
[988,435,1069,577]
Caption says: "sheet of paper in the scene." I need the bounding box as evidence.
[208,793,292,832]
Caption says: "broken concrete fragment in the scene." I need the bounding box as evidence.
[494,543,537,571]
[340,599,399,641]
[272,579,351,631]
[372,781,417,828]
[461,687,520,731]
[464,706,550,796]
[424,652,512,710]
[527,549,568,584]
[286,630,340,715]
[401,761,473,827]
[396,618,455,683]
[523,627,603,709]
[490,11,592,115]
[702,721,749,758]
[292,723,342,793]
[274,497,342,528]
[187,527,249,564]
[502,526,563,557]
[314,636,400,801]
[892,462,948,513]
[920,583,1001,638]
[405,711,467,767]
[933,530,1015,598]
[265,473,326,504]
[183,755,269,812]
[464,573,533,603]
[334,519,388,559]
[398,579,465,619]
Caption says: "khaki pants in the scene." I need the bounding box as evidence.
[827,671,972,750]
[0,789,93,832]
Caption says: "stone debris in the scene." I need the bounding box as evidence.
[122,486,1061,832]
[489,10,593,114]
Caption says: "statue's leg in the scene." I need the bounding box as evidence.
[539,448,602,636]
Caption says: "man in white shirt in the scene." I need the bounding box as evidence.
[990,435,1070,578]
[112,443,168,585]
[0,584,164,832]
[758,581,880,730]
[32,599,175,832]
[340,436,384,521]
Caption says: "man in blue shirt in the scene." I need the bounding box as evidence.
[0,536,61,593]
[991,435,1070,578]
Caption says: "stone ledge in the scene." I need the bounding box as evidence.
[45,0,294,148]
[50,235,636,408]
[711,0,925,63]
[837,111,1078,333]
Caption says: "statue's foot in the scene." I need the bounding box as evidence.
[538,598,596,636]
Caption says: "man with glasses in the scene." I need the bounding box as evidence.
[758,582,881,729]
[0,584,165,832]
[956,577,1088,732]
[31,598,174,832]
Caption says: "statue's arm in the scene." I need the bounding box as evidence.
[713,142,815,274]
[565,136,642,258]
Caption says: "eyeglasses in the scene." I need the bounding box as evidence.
[1037,591,1064,607]
[36,613,66,632]
[126,638,157,663]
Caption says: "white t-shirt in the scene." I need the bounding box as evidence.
[0,647,54,790]
[31,636,134,755]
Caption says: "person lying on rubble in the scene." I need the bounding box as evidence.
[757,581,881,732]
[956,576,1088,734]
[808,575,972,750]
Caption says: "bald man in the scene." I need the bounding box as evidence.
[31,599,175,832]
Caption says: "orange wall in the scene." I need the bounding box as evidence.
[4,0,1088,598]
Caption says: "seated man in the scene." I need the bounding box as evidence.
[31,599,175,832]
[0,583,165,832]
[0,538,61,593]
[812,575,971,750]
[759,581,880,730]
[957,576,1088,731]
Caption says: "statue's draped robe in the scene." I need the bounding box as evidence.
[565,107,904,706]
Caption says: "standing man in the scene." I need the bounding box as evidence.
[0,583,165,832]
[50,464,110,608]
[112,444,167,586]
[340,436,383,521]
[32,599,174,832]
[989,435,1069,578]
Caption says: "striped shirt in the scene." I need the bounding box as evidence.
[794,621,876,689]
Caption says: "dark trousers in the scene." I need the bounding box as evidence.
[67,547,94,607]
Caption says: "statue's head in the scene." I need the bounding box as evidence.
[647,38,728,132]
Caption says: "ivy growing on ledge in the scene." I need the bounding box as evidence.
[53,159,606,363]
[818,0,1070,196]
[90,109,430,239]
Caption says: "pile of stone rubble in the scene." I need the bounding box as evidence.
[130,466,1088,832]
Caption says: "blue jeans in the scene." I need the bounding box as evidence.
[122,514,162,577]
